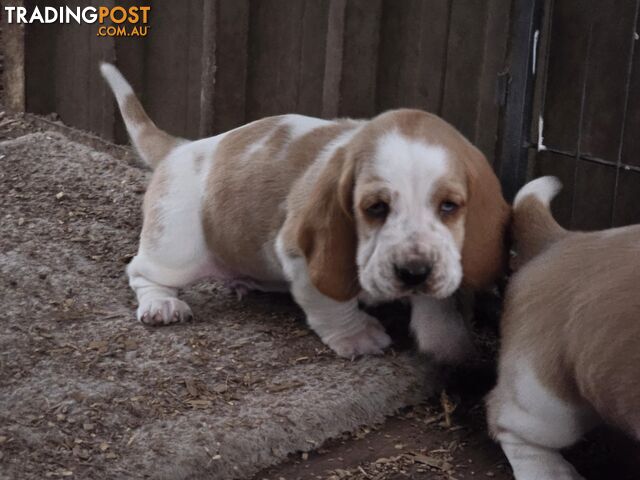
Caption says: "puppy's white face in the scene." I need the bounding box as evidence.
[354,131,467,301]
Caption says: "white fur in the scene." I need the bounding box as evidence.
[514,176,562,209]
[357,132,462,301]
[285,114,332,137]
[100,62,142,141]
[488,360,595,480]
[100,62,134,100]
[276,239,391,358]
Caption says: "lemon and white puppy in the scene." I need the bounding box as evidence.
[100,63,509,360]
[487,176,640,479]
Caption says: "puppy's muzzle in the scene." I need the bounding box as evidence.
[393,261,432,288]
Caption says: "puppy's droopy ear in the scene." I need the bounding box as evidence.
[461,146,511,290]
[296,148,360,301]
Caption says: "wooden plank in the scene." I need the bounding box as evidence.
[337,0,383,118]
[376,0,450,114]
[24,0,56,114]
[26,0,117,139]
[571,160,616,229]
[87,1,116,140]
[185,0,204,137]
[473,0,511,162]
[440,1,489,140]
[613,168,640,226]
[144,0,202,139]
[2,0,25,113]
[542,0,595,153]
[114,0,149,143]
[199,0,217,136]
[321,0,346,119]
[245,0,306,121]
[621,7,640,167]
[579,0,637,161]
[296,0,331,117]
[495,0,543,198]
[211,0,249,133]
[49,0,115,139]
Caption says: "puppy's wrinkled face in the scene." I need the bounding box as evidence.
[354,131,467,301]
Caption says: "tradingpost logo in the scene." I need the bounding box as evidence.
[2,5,151,37]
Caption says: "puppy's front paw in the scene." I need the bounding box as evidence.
[137,298,193,325]
[415,325,474,365]
[325,316,391,358]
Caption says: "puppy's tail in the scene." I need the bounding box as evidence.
[512,176,567,266]
[99,62,183,169]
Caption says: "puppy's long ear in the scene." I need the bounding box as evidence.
[296,148,360,301]
[460,146,511,290]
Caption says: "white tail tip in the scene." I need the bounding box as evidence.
[99,62,133,99]
[513,176,562,209]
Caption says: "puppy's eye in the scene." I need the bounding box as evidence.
[440,201,459,215]
[365,201,390,219]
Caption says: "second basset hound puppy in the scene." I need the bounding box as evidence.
[101,63,510,360]
[487,177,640,479]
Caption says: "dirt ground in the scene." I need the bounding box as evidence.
[254,393,640,480]
[1,111,639,480]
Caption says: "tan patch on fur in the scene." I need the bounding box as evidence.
[204,118,360,282]
[458,145,510,289]
[511,196,567,270]
[123,95,178,168]
[283,146,360,301]
[501,226,640,435]
[140,163,170,249]
[123,94,149,125]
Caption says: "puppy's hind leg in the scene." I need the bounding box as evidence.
[128,254,198,325]
[486,364,591,480]
[128,161,211,326]
[496,433,584,480]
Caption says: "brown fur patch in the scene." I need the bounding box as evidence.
[287,147,360,301]
[123,94,149,125]
[511,196,568,270]
[458,145,510,290]
[204,118,360,282]
[123,94,178,168]
[501,226,640,435]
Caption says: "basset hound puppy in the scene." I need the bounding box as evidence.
[487,176,640,479]
[101,63,509,360]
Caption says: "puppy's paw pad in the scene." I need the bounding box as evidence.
[328,321,391,358]
[137,298,193,326]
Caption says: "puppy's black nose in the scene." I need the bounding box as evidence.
[394,261,431,287]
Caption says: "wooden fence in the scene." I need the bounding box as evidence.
[9,0,512,165]
[530,0,640,229]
